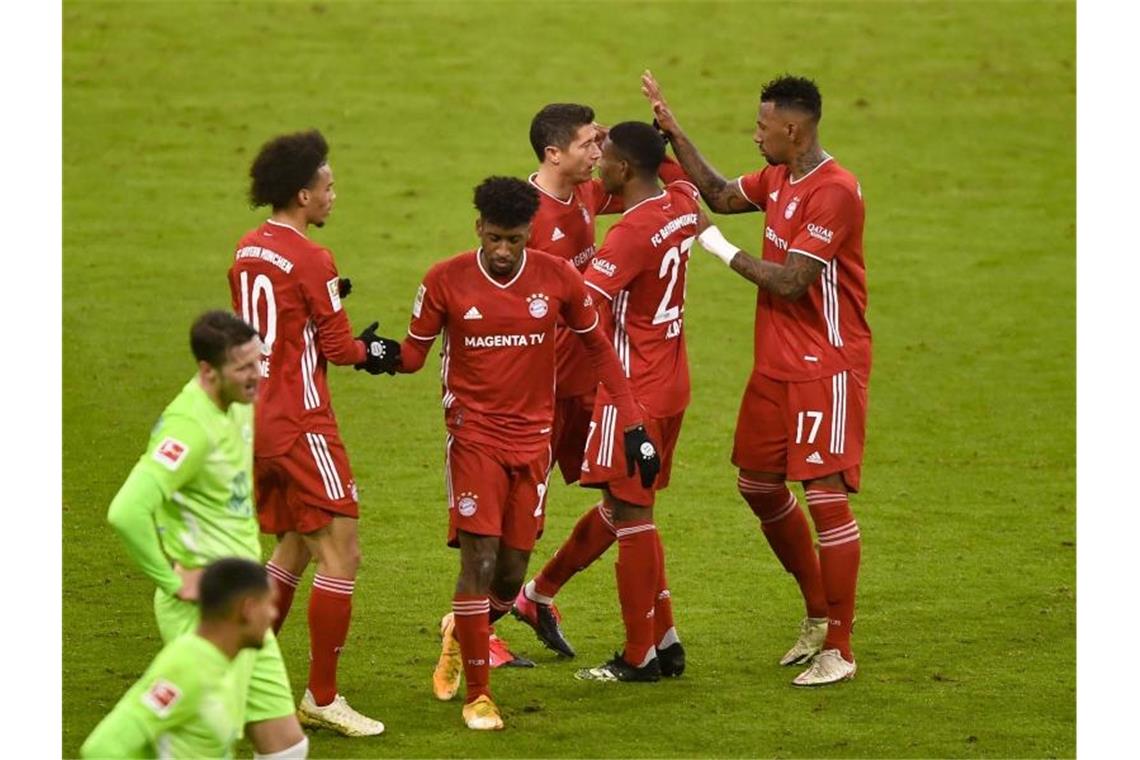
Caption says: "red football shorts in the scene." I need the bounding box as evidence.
[550,390,596,485]
[732,369,868,492]
[254,431,359,535]
[579,397,685,508]
[445,435,552,552]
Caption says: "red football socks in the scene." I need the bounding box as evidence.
[488,591,513,624]
[653,531,677,647]
[614,518,659,668]
[805,488,861,662]
[533,502,615,600]
[738,476,828,619]
[452,594,491,703]
[265,561,301,635]
[307,574,354,706]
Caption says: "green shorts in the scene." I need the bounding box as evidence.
[154,589,295,724]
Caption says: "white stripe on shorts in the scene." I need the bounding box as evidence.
[306,432,345,500]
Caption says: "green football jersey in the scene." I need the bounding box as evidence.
[81,633,242,759]
[137,377,261,566]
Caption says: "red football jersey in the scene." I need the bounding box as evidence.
[406,248,601,455]
[737,158,871,381]
[527,175,621,400]
[228,220,365,457]
[583,180,702,418]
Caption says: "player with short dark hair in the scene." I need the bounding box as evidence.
[567,121,703,682]
[101,311,307,757]
[510,103,689,660]
[229,129,397,736]
[82,558,292,759]
[643,71,872,686]
[391,176,660,729]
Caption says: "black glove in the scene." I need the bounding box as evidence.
[623,425,661,489]
[338,278,352,298]
[354,321,401,375]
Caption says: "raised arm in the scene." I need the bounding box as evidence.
[641,70,758,215]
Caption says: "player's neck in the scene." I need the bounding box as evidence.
[269,208,310,236]
[533,164,576,201]
[196,622,242,661]
[621,178,662,211]
[790,144,829,181]
[196,374,231,413]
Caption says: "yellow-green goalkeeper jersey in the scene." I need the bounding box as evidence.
[81,632,242,759]
[136,377,260,567]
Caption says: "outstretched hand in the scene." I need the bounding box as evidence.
[641,69,681,137]
[354,321,402,375]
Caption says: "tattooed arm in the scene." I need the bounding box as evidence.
[641,70,759,215]
[697,225,823,300]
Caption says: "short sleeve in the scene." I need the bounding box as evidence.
[138,414,211,499]
[787,184,859,264]
[407,263,448,341]
[736,167,772,210]
[559,260,600,334]
[583,224,644,301]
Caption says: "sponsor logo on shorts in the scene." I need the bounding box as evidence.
[457,491,478,517]
[153,438,189,470]
[807,223,834,245]
[806,451,824,464]
[526,293,550,318]
[141,679,181,717]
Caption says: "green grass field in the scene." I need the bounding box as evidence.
[62,1,1075,757]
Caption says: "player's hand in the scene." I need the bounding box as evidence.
[623,425,661,489]
[354,321,402,375]
[641,70,681,138]
[173,564,203,602]
[338,277,352,298]
[593,122,609,146]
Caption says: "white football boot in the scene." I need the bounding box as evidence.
[297,690,386,736]
[792,649,857,686]
[779,616,828,666]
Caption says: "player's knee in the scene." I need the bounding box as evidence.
[737,475,796,523]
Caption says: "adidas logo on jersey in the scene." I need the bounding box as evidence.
[806,451,824,464]
[769,190,779,203]
[463,306,483,320]
[551,227,565,242]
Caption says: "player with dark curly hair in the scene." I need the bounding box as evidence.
[643,72,872,686]
[228,129,398,736]
[388,176,661,730]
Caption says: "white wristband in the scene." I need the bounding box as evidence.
[697,225,740,265]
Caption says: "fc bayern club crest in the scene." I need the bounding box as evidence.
[456,491,478,517]
[526,293,550,318]
[784,196,800,220]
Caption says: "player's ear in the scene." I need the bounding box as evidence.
[475,218,484,236]
[544,145,560,165]
[296,187,311,208]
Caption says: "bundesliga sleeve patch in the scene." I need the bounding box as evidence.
[153,437,189,471]
[412,283,426,318]
[326,277,343,313]
[141,679,182,717]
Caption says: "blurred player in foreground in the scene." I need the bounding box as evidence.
[229,130,398,735]
[393,177,659,729]
[512,103,689,659]
[81,558,293,759]
[103,311,307,756]
[643,71,871,686]
[569,121,702,683]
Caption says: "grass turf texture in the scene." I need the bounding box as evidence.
[63,1,1075,757]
